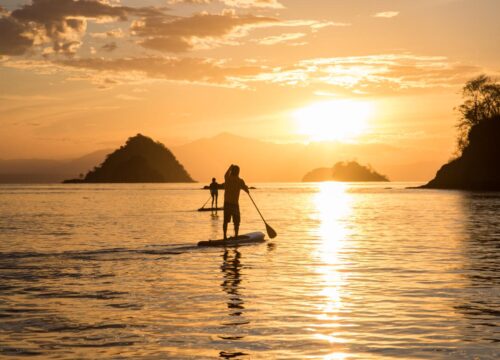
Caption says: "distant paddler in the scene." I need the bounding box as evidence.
[223,164,249,240]
[209,177,219,210]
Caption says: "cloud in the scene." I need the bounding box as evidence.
[90,28,125,39]
[53,56,264,88]
[3,52,483,93]
[256,32,306,45]
[169,0,284,9]
[101,41,117,52]
[245,54,485,93]
[373,11,400,18]
[0,0,338,56]
[131,12,343,52]
[10,0,159,23]
[132,11,279,52]
[1,0,163,55]
[139,36,193,53]
[0,17,34,55]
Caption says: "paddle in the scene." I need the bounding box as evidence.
[200,196,211,210]
[247,192,277,239]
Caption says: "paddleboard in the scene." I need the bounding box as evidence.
[198,207,224,212]
[198,231,266,247]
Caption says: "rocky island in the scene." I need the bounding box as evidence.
[303,161,388,182]
[422,75,500,190]
[64,134,194,183]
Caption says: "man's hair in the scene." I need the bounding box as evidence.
[232,165,240,176]
[212,177,216,182]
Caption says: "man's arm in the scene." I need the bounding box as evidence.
[241,179,249,194]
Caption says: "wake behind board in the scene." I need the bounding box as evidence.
[198,231,266,247]
[198,207,224,212]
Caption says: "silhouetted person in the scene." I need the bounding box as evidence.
[209,177,219,209]
[223,165,249,240]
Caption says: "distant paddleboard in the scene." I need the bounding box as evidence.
[198,207,224,212]
[198,232,266,247]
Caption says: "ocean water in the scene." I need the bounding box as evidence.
[0,183,498,359]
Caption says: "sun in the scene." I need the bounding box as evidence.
[293,100,373,142]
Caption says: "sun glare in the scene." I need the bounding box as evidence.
[293,100,373,142]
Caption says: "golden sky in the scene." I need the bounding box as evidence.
[0,0,499,167]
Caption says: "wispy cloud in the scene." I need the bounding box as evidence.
[256,33,306,45]
[245,54,484,93]
[132,11,279,53]
[373,11,400,18]
[90,28,125,39]
[1,53,485,93]
[101,41,117,52]
[0,0,346,60]
[6,56,263,88]
[169,0,285,9]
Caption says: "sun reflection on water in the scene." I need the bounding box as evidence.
[312,182,353,354]
[314,182,352,259]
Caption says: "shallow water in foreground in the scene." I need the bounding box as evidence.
[0,183,499,359]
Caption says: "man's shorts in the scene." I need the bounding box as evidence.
[224,202,240,225]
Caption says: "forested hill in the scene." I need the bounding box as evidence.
[303,161,389,182]
[64,134,194,183]
[423,116,500,190]
[422,75,500,190]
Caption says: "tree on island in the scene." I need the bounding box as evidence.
[303,161,389,182]
[423,75,500,190]
[456,75,500,153]
[64,134,194,183]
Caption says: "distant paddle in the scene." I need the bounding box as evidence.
[199,196,211,210]
[247,192,277,239]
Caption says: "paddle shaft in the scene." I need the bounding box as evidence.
[247,192,267,224]
[201,196,211,209]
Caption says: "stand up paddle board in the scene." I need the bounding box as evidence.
[198,231,266,247]
[198,207,224,212]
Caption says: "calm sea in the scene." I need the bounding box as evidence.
[0,183,498,359]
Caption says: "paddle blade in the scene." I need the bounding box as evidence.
[265,223,277,239]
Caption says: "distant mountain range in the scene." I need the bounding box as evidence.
[0,133,444,183]
[172,133,442,182]
[0,150,110,183]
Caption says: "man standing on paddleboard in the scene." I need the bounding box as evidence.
[209,177,219,209]
[223,164,249,240]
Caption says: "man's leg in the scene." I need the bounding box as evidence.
[223,204,230,240]
[223,221,228,240]
[234,206,240,238]
[211,194,215,208]
[234,223,239,238]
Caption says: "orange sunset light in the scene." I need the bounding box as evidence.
[293,100,374,142]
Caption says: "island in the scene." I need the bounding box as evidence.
[302,161,389,182]
[64,134,194,183]
[422,75,500,190]
[201,184,256,190]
